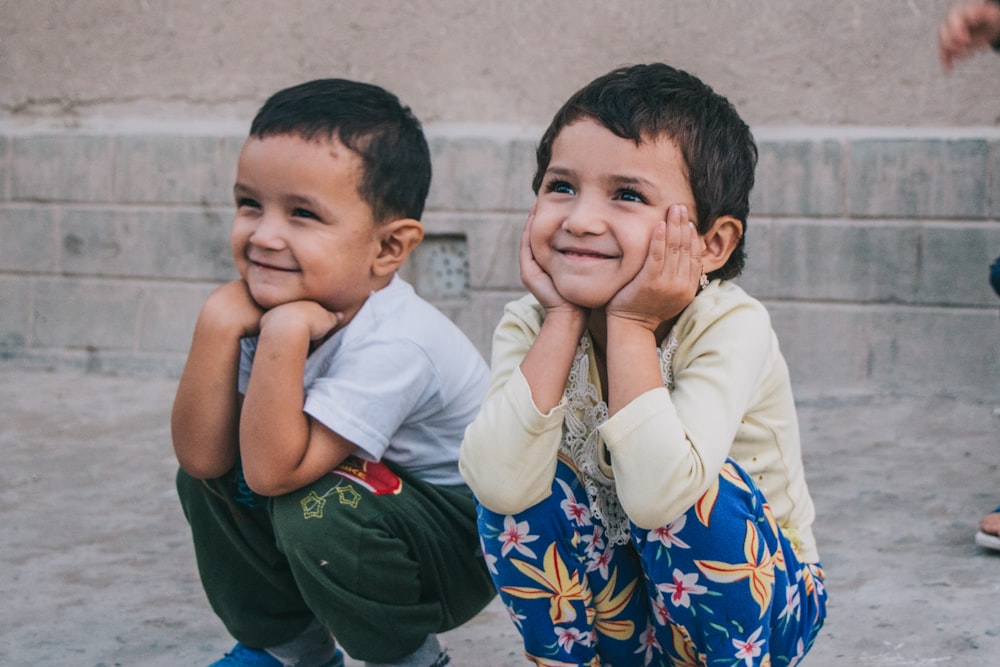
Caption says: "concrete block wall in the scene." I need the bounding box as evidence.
[1,123,998,401]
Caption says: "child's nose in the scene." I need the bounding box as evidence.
[560,200,606,236]
[249,212,287,249]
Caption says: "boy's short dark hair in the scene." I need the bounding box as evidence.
[532,63,757,280]
[249,78,431,223]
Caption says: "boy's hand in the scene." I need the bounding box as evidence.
[520,207,584,317]
[258,300,345,344]
[201,279,266,338]
[606,204,703,332]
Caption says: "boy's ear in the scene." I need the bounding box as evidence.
[701,215,743,273]
[372,218,424,277]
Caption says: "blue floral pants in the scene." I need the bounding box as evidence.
[477,455,826,666]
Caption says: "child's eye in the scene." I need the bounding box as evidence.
[616,188,647,204]
[292,208,320,220]
[236,197,261,210]
[545,180,576,196]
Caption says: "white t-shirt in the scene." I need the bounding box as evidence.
[239,276,488,486]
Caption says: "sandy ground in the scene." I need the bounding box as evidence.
[1,367,998,666]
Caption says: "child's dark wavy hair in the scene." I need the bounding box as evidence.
[532,63,757,280]
[249,78,431,223]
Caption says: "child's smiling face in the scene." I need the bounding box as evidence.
[529,118,698,310]
[230,133,382,314]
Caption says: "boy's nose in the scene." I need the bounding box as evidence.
[248,213,287,249]
[560,201,606,236]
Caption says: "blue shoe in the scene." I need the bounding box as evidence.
[990,255,1000,298]
[209,642,345,667]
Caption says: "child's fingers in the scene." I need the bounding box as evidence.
[646,220,668,271]
[688,222,703,284]
[665,204,693,279]
[519,205,539,275]
[312,309,345,341]
[519,207,533,252]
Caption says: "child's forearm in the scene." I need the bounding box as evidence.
[601,390,712,528]
[171,318,243,479]
[238,325,313,493]
[460,304,577,513]
[604,315,664,416]
[238,324,355,496]
[518,307,587,412]
[460,367,564,514]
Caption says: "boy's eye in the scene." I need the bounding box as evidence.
[292,208,319,220]
[545,180,576,196]
[236,197,261,209]
[616,188,647,204]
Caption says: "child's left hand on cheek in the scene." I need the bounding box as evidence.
[606,204,703,332]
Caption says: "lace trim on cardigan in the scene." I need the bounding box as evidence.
[560,333,679,545]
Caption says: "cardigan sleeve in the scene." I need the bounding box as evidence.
[459,298,564,513]
[599,291,775,529]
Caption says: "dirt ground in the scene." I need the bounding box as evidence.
[1,367,998,666]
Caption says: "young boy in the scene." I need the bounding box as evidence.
[461,64,826,665]
[172,79,495,667]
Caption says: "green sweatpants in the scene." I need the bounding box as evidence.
[176,458,496,663]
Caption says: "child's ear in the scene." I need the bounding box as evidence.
[372,218,424,277]
[701,215,743,273]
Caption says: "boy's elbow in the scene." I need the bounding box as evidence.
[241,463,306,497]
[176,455,234,481]
[241,468,284,497]
[246,480,296,497]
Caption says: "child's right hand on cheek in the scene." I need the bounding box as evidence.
[519,206,585,318]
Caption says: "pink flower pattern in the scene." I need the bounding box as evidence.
[649,514,691,550]
[733,627,765,666]
[657,568,708,608]
[498,515,539,558]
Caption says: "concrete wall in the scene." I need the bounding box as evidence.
[2,0,999,400]
[5,0,1000,126]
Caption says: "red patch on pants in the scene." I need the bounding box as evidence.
[329,456,403,495]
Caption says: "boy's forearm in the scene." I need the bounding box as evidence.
[239,325,359,496]
[238,328,313,493]
[171,319,243,479]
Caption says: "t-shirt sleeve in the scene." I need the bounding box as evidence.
[303,337,437,462]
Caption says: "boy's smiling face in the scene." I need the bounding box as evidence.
[230,133,383,314]
[530,118,698,310]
